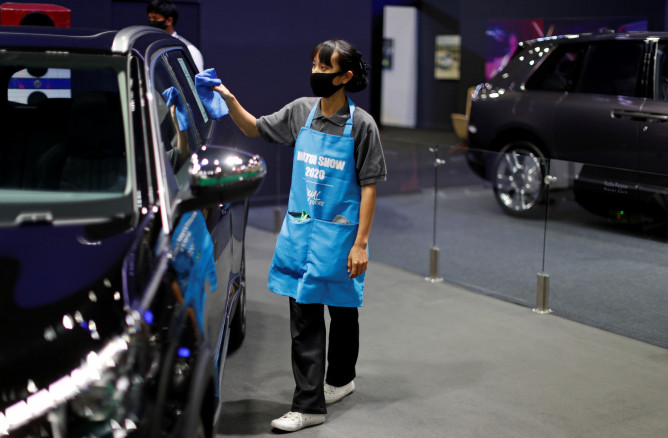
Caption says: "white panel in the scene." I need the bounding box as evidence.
[381,6,418,128]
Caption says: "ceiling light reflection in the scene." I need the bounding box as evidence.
[63,314,74,330]
[0,337,130,433]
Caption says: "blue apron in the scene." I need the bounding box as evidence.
[267,98,365,307]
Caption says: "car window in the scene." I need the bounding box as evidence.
[526,45,587,92]
[654,43,668,100]
[0,54,127,193]
[165,50,213,144]
[150,54,198,190]
[576,42,644,97]
[129,56,153,209]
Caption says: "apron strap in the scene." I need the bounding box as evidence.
[343,97,355,138]
[304,97,356,138]
[305,100,319,128]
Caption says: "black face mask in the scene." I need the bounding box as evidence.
[310,72,345,98]
[148,19,167,30]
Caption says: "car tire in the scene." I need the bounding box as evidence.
[492,141,547,216]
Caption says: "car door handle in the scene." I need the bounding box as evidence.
[612,109,668,122]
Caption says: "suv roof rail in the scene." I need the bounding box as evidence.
[112,25,167,54]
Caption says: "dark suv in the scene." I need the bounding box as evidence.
[0,26,265,437]
[466,31,668,220]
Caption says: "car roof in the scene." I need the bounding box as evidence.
[0,25,180,55]
[521,31,668,48]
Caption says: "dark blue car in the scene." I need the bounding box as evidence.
[0,25,265,437]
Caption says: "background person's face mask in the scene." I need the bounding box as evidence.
[148,19,167,30]
[310,72,346,97]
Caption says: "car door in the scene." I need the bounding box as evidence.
[148,48,233,357]
[637,39,668,177]
[163,49,236,361]
[550,40,646,169]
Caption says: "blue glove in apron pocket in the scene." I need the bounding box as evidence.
[270,214,311,278]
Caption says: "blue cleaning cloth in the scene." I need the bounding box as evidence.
[195,68,229,120]
[162,86,190,131]
[170,211,218,334]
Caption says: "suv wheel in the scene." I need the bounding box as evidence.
[492,141,546,216]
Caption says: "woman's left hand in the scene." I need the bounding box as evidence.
[348,243,368,278]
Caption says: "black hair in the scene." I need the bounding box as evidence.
[311,40,368,93]
[147,0,179,27]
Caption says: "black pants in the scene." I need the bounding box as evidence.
[289,297,359,414]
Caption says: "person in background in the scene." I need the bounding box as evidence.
[147,0,204,72]
[211,39,386,433]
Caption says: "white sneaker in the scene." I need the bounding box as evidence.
[270,411,325,432]
[324,380,355,404]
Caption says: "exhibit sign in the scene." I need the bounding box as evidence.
[434,35,461,80]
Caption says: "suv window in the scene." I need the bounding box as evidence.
[165,50,212,143]
[151,53,198,190]
[655,43,668,100]
[0,53,127,193]
[578,42,643,96]
[526,45,586,92]
[527,41,644,97]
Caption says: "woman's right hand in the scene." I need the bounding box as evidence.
[211,83,233,102]
[209,83,260,138]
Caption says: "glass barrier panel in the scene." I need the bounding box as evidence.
[372,143,550,307]
[370,138,447,277]
[544,159,668,348]
[245,126,668,349]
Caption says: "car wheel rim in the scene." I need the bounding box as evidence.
[494,149,543,211]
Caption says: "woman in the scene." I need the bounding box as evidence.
[212,39,386,432]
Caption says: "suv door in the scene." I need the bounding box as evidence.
[637,39,668,175]
[550,41,646,169]
[150,48,234,374]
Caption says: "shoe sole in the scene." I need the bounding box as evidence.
[271,417,325,432]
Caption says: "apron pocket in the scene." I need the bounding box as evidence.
[271,214,312,275]
[306,218,358,282]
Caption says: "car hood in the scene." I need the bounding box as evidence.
[0,220,138,408]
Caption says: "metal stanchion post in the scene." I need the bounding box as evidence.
[533,272,552,314]
[425,146,445,283]
[273,208,282,234]
[533,169,556,314]
[427,246,443,283]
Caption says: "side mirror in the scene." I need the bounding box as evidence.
[177,144,266,213]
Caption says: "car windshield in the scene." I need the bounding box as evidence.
[0,52,133,225]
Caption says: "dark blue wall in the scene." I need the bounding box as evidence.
[198,1,374,204]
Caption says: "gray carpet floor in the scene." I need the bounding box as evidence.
[215,226,668,437]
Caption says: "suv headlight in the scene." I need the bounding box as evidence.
[0,336,137,435]
[70,375,129,422]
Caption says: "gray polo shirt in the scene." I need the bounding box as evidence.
[256,97,387,186]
